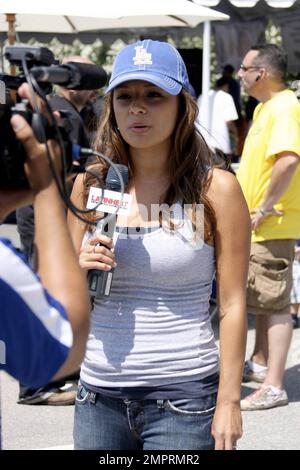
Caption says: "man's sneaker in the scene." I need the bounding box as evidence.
[41,389,76,406]
[240,385,288,411]
[242,360,267,383]
[18,382,77,406]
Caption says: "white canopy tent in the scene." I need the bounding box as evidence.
[193,0,300,74]
[0,1,229,126]
[0,0,228,32]
[195,1,296,7]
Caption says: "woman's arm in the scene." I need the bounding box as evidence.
[33,180,90,381]
[208,168,251,450]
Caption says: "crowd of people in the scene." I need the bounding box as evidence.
[1,37,300,451]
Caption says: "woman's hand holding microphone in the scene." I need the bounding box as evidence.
[79,234,117,272]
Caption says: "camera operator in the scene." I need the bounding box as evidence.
[0,83,90,442]
[16,55,98,270]
[15,56,101,405]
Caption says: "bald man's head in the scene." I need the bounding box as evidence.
[58,56,99,111]
[62,55,95,66]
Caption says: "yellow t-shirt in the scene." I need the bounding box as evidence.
[237,89,300,242]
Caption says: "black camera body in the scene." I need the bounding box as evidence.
[0,99,76,189]
[0,45,80,189]
[4,46,55,68]
[0,99,34,189]
[0,46,56,93]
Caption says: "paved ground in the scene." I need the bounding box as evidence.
[1,223,300,450]
[0,223,20,248]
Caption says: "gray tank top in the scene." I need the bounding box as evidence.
[81,224,219,388]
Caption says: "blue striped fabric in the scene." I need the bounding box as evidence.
[0,238,72,388]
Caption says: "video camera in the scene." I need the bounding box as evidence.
[0,45,107,189]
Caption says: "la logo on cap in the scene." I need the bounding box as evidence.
[133,46,152,66]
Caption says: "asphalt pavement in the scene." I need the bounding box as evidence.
[1,223,300,450]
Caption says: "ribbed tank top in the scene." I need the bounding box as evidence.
[81,223,219,388]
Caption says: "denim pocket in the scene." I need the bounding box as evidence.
[165,394,216,416]
[75,383,90,405]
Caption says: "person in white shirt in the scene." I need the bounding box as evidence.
[197,77,238,156]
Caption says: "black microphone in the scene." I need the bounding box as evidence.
[87,164,129,299]
[30,62,107,90]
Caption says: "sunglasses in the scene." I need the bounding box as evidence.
[239,64,261,72]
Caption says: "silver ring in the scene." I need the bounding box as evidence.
[93,246,96,254]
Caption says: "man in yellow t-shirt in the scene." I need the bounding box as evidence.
[237,44,300,411]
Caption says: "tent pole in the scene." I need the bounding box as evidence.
[0,41,4,73]
[201,20,211,128]
[6,13,16,76]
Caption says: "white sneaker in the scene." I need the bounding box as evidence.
[241,385,288,411]
[242,360,267,383]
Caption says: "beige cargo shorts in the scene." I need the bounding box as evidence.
[247,239,295,315]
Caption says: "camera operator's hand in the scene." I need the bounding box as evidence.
[0,83,60,221]
[10,113,61,193]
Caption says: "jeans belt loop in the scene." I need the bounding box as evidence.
[89,391,96,404]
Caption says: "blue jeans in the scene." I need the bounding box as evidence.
[73,383,216,450]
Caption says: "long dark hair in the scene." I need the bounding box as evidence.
[83,89,216,240]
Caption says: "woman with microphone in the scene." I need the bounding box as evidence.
[68,39,251,451]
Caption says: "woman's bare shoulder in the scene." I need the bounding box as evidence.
[207,168,243,202]
[207,168,250,226]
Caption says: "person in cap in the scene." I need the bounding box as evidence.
[68,40,250,450]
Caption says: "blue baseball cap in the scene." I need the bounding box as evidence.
[106,39,190,96]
